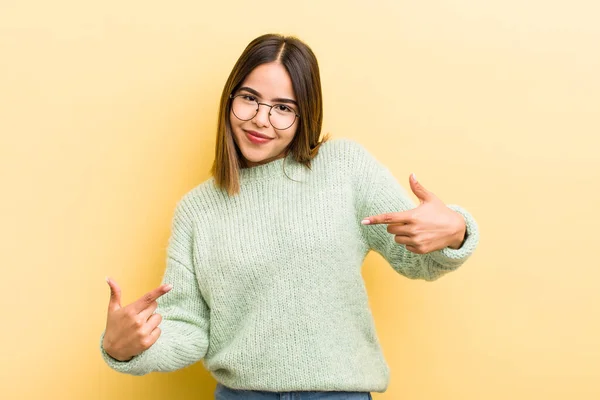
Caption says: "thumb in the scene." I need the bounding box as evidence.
[409,173,432,204]
[106,277,122,313]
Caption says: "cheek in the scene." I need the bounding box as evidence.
[229,116,244,137]
[286,125,299,141]
[230,108,243,123]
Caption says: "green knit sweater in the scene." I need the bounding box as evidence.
[99,138,479,392]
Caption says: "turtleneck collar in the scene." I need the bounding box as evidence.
[238,152,306,182]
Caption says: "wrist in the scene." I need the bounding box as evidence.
[102,336,133,362]
[448,213,467,249]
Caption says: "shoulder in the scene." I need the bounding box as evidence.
[169,177,224,222]
[316,137,381,175]
[315,137,377,167]
[319,137,368,156]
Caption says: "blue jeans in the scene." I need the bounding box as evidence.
[214,383,373,399]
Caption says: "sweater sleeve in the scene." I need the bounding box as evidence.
[349,140,480,281]
[99,198,210,375]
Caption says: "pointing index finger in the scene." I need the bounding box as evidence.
[131,284,173,313]
[362,211,412,225]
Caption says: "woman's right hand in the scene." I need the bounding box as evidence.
[102,277,173,361]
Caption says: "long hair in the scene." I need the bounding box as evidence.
[210,33,330,196]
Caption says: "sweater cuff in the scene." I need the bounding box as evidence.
[99,331,151,376]
[428,204,480,268]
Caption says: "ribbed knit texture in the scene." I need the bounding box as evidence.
[99,138,480,392]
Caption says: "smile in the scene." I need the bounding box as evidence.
[245,130,274,144]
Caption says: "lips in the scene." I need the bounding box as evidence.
[245,130,273,140]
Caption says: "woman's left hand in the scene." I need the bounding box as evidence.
[361,173,467,254]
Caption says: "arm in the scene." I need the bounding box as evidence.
[99,199,210,375]
[353,143,480,281]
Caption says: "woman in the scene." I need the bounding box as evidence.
[100,33,479,399]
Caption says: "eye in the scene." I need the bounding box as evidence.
[240,94,256,101]
[274,104,294,113]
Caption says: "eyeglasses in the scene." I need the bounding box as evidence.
[229,93,300,130]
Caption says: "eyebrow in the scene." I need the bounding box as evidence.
[237,86,298,106]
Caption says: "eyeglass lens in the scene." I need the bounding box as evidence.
[231,95,297,130]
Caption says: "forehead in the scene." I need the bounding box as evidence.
[241,62,295,99]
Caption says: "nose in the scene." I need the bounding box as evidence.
[251,103,271,128]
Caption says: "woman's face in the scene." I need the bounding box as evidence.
[230,62,299,168]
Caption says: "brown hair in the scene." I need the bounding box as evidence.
[210,33,330,196]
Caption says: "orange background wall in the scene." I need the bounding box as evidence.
[1,1,598,399]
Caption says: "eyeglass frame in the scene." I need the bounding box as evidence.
[229,93,300,130]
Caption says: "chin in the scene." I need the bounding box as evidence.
[236,147,266,165]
